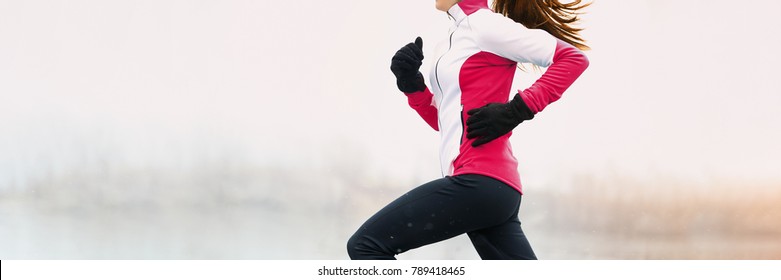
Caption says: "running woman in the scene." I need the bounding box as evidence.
[347,0,590,260]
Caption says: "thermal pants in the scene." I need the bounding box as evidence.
[347,174,536,260]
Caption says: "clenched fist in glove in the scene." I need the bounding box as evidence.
[390,37,426,94]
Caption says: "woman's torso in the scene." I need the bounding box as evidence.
[428,3,527,193]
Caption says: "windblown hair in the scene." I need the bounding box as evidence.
[492,0,591,50]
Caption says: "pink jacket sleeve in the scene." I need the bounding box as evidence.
[518,40,590,114]
[469,11,589,114]
[406,87,440,131]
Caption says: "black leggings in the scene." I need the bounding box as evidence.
[347,174,536,260]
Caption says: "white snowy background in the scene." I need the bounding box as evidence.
[1,0,780,259]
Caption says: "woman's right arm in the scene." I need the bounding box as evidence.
[391,37,440,131]
[406,87,439,131]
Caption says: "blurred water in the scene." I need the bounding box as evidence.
[2,174,779,259]
[0,201,337,259]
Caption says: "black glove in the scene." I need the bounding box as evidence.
[390,37,426,93]
[465,94,535,147]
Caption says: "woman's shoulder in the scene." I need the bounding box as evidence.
[467,9,557,66]
[468,9,542,40]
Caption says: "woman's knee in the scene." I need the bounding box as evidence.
[346,233,362,259]
[346,232,396,260]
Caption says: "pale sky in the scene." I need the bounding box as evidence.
[2,0,780,191]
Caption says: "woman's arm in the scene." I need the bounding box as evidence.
[518,40,590,114]
[406,87,440,131]
[465,10,589,146]
[471,10,589,113]
[390,37,440,131]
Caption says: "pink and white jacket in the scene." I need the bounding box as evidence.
[405,0,589,194]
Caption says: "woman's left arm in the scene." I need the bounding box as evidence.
[518,40,589,114]
[465,10,589,147]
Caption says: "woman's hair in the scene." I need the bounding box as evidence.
[492,0,591,50]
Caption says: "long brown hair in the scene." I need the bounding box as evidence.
[492,0,591,50]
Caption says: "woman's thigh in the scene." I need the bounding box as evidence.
[348,174,521,258]
[467,212,537,260]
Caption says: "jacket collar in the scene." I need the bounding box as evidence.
[447,0,489,26]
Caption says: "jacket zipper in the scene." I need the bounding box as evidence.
[434,31,455,97]
[434,30,455,132]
